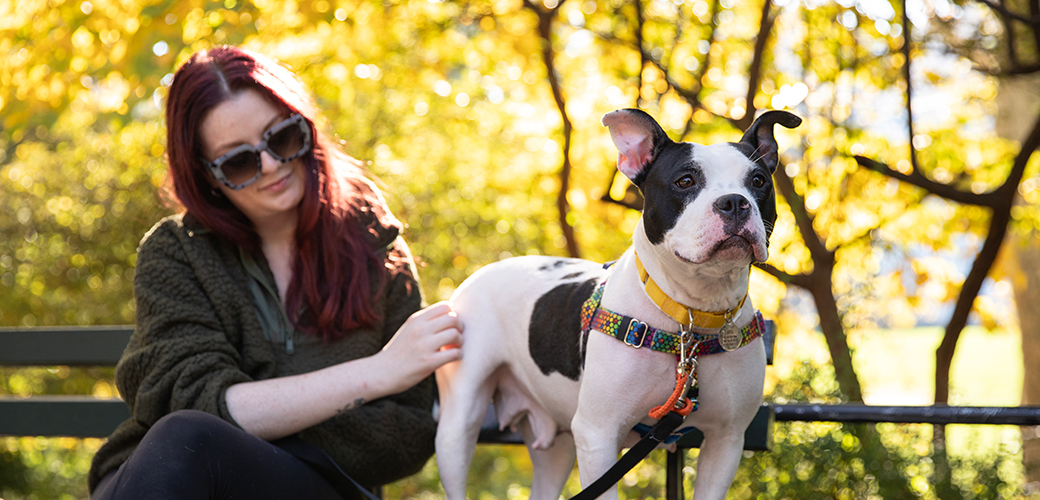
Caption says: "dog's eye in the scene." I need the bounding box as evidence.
[751,173,767,188]
[675,175,696,189]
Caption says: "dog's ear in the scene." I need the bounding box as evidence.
[738,110,801,173]
[602,108,671,186]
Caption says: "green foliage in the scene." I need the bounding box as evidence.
[0,110,169,328]
[728,362,1027,500]
[0,437,101,500]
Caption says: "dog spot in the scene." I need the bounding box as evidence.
[744,166,777,242]
[640,143,706,245]
[528,278,599,381]
[561,272,584,280]
[537,260,580,272]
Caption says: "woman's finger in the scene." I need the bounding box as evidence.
[432,344,463,365]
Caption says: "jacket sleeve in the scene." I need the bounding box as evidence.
[115,220,257,428]
[300,236,438,485]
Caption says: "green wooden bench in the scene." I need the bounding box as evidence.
[0,323,776,499]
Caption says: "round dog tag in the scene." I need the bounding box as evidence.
[719,321,742,351]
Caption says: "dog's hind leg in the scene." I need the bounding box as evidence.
[436,362,498,500]
[519,420,576,500]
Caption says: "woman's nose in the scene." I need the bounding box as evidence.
[259,150,281,173]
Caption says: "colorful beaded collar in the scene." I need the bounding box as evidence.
[580,262,762,357]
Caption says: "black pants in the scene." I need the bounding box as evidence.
[91,410,347,500]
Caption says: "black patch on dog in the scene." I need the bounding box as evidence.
[730,110,801,242]
[561,272,584,280]
[729,141,778,241]
[528,278,599,381]
[746,165,777,241]
[538,260,580,272]
[639,142,706,245]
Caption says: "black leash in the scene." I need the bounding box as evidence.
[567,411,686,500]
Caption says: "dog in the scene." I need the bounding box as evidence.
[435,108,801,500]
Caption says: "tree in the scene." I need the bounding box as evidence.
[923,0,1040,490]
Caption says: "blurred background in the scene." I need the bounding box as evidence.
[2,0,1039,497]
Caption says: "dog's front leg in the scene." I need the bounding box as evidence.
[571,400,628,500]
[687,337,766,500]
[571,333,675,500]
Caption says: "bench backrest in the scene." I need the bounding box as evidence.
[0,323,775,448]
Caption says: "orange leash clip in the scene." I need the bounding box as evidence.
[649,328,699,419]
[649,372,694,419]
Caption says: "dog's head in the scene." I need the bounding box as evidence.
[602,108,800,269]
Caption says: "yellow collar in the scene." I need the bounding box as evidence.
[634,252,748,329]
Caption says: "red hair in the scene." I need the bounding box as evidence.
[165,45,399,340]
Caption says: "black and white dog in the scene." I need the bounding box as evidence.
[435,108,801,500]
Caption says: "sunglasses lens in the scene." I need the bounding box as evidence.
[220,152,259,186]
[267,123,307,160]
[206,116,309,189]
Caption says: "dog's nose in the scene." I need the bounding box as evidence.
[713,194,751,221]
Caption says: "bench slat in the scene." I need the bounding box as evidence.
[0,327,133,366]
[0,396,774,452]
[0,322,772,367]
[0,396,131,438]
[0,323,776,451]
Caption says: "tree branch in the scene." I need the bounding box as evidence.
[652,0,721,118]
[755,261,814,289]
[771,162,862,402]
[974,0,1040,25]
[1031,0,1040,68]
[994,110,1040,199]
[855,103,1039,208]
[854,156,989,206]
[735,0,777,131]
[773,159,832,264]
[522,0,581,258]
[635,0,649,108]
[973,62,1040,76]
[902,0,923,175]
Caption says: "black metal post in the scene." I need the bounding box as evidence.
[666,449,684,500]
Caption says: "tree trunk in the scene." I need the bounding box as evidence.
[1010,236,1040,491]
[996,73,1040,492]
[525,1,581,260]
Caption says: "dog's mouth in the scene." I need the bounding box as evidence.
[714,235,754,257]
[675,235,760,265]
[674,251,699,264]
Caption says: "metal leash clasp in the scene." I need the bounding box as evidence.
[677,309,701,411]
[679,308,700,380]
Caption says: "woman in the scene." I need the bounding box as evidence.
[88,46,462,499]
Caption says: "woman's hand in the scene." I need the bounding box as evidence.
[375,301,464,395]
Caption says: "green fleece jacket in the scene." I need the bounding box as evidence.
[87,213,435,493]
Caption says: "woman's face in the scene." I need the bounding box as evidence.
[199,88,308,232]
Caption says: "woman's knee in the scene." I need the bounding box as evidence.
[137,410,243,464]
[99,411,235,497]
[148,410,238,446]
